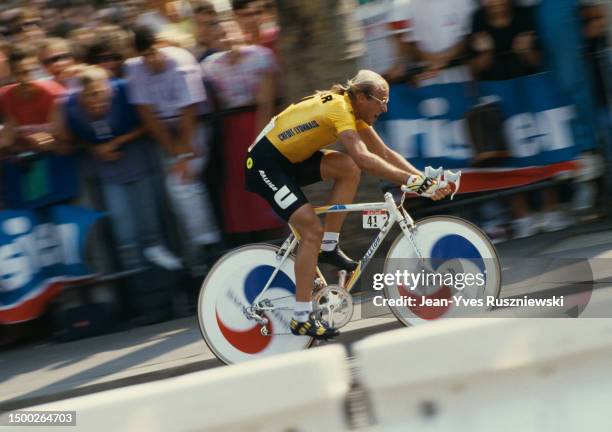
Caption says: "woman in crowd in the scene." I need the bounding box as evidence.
[201,19,281,239]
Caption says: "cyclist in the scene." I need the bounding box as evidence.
[245,69,450,339]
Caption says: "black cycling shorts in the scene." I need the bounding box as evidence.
[245,137,324,221]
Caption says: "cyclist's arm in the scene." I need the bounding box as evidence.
[339,129,410,185]
[358,126,422,176]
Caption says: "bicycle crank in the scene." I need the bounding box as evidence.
[312,284,354,329]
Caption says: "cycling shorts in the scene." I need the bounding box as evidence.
[245,137,324,221]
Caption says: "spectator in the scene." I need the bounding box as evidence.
[397,0,476,86]
[201,20,276,132]
[470,0,540,81]
[469,0,570,239]
[231,0,278,53]
[191,0,224,61]
[124,25,221,269]
[125,25,203,157]
[98,25,137,62]
[10,7,46,46]
[201,20,282,237]
[52,65,180,272]
[38,37,78,88]
[0,44,78,210]
[357,0,413,80]
[85,38,125,79]
[163,0,193,36]
[134,0,169,33]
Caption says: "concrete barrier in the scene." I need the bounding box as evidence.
[27,345,350,432]
[354,318,612,431]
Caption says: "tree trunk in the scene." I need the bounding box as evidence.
[275,0,365,102]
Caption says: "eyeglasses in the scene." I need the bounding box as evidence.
[368,93,389,107]
[42,53,72,66]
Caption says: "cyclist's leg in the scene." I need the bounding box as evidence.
[293,149,360,271]
[288,204,323,303]
[245,142,340,337]
[246,140,320,286]
[319,150,361,233]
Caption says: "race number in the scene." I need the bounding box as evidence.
[362,210,388,229]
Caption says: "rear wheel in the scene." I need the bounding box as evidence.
[197,244,313,364]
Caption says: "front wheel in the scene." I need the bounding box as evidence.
[383,215,502,326]
[197,244,313,364]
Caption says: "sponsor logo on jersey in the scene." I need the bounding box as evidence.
[277,120,320,141]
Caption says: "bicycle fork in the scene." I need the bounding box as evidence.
[393,194,432,271]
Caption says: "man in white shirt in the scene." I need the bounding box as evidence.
[124,25,206,158]
[124,25,221,269]
[357,0,412,78]
[394,0,476,86]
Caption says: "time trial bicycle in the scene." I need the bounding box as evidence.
[197,168,501,364]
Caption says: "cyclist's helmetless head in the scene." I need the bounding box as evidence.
[348,69,389,126]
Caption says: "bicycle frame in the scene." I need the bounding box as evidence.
[251,191,427,311]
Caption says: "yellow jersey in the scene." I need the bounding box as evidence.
[261,92,370,163]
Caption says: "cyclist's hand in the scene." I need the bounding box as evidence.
[403,174,452,200]
[404,174,436,196]
[424,166,462,200]
[431,184,451,201]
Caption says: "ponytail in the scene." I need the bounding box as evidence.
[328,69,388,101]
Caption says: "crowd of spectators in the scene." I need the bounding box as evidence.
[0,0,283,329]
[377,0,610,242]
[0,0,609,333]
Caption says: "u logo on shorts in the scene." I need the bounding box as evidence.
[274,186,298,210]
[246,157,253,169]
